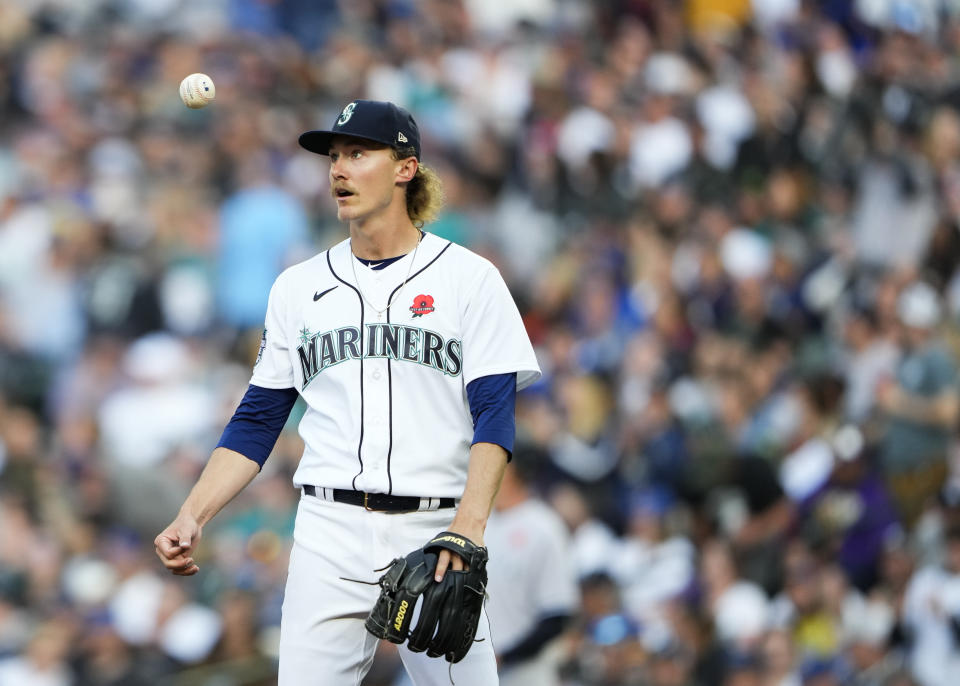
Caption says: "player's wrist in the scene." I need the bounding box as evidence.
[176,505,204,528]
[446,519,486,546]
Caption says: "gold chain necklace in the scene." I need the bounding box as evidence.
[349,233,423,321]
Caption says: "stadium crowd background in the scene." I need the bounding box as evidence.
[4,0,960,684]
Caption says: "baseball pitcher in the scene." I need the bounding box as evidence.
[154,100,541,686]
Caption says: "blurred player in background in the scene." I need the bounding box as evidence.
[485,456,578,686]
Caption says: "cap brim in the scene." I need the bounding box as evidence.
[298,130,397,156]
[298,130,335,155]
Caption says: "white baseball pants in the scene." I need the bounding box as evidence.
[278,493,498,686]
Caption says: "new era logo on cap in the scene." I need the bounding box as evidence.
[298,100,422,160]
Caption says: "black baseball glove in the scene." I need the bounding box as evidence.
[365,531,488,663]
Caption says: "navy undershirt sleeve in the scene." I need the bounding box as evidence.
[466,372,517,459]
[217,384,299,469]
[500,613,572,666]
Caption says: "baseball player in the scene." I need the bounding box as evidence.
[485,459,579,686]
[154,100,541,686]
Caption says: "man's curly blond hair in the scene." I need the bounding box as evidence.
[393,146,444,227]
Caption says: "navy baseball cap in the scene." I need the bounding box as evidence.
[299,100,421,160]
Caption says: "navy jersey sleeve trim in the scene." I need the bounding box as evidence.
[466,372,517,460]
[217,384,299,469]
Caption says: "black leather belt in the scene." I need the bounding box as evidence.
[303,485,456,512]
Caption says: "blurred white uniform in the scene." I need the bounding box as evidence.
[904,565,960,686]
[485,498,579,686]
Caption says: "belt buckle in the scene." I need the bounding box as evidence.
[363,492,374,511]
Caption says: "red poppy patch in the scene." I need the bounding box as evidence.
[410,294,435,317]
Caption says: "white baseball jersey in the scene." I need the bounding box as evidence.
[251,232,541,497]
[485,499,579,652]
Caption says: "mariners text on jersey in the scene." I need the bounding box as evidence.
[297,323,463,388]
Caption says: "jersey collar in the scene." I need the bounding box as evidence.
[328,232,447,290]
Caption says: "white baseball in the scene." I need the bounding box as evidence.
[179,73,216,109]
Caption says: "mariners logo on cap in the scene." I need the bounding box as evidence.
[337,102,357,126]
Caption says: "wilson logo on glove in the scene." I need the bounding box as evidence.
[365,531,488,663]
[431,535,466,547]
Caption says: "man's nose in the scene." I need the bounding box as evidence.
[330,158,347,179]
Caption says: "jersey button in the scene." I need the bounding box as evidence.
[372,369,382,380]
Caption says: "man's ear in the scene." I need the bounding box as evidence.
[396,157,418,183]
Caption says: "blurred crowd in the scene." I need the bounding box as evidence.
[5,0,960,684]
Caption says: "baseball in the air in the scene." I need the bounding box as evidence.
[179,73,216,109]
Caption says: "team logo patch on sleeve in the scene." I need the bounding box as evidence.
[255,328,267,366]
[410,294,435,317]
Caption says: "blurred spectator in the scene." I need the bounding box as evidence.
[798,425,900,591]
[74,613,154,686]
[717,456,795,596]
[609,487,696,629]
[216,155,311,331]
[700,539,770,656]
[0,619,74,686]
[843,596,901,686]
[902,526,960,686]
[878,282,959,526]
[97,333,216,469]
[841,305,900,425]
[575,611,646,685]
[548,481,620,579]
[760,628,801,686]
[645,639,700,686]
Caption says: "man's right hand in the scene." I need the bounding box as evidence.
[154,513,202,576]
